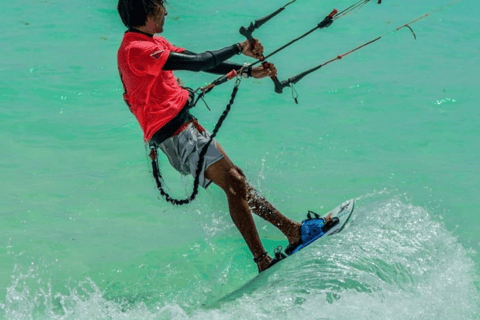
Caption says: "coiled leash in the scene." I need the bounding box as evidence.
[149,76,243,205]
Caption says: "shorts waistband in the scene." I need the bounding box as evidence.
[173,118,205,136]
[150,89,199,146]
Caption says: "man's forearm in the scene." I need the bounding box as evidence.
[163,45,242,72]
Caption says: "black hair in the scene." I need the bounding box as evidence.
[117,0,166,29]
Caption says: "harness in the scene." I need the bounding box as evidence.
[148,78,243,205]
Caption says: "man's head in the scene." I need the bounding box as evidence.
[118,0,167,33]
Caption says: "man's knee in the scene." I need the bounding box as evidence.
[224,168,247,198]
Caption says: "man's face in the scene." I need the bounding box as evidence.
[150,2,167,33]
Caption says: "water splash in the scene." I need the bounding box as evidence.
[204,199,479,319]
[434,97,457,105]
[1,199,479,320]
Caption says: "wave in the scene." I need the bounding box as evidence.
[1,198,479,320]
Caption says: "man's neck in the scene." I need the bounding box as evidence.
[129,27,154,38]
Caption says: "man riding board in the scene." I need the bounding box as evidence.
[116,0,333,272]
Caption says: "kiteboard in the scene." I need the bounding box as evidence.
[206,199,355,307]
[290,198,355,253]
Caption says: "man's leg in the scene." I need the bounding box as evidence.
[214,144,302,245]
[204,157,273,272]
[246,184,301,244]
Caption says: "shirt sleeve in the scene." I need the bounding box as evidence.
[127,41,170,76]
[161,37,185,53]
[169,44,185,53]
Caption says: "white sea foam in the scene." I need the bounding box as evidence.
[1,199,478,320]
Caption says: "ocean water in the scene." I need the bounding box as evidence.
[1,0,479,319]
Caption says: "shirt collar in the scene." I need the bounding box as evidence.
[127,28,154,38]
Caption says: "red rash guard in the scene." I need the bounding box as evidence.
[117,32,190,141]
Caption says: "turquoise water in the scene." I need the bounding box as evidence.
[1,0,479,318]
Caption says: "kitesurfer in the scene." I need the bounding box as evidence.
[116,0,333,272]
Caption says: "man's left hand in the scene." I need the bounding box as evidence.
[239,39,264,60]
[251,63,277,79]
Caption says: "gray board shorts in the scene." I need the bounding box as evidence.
[157,122,224,189]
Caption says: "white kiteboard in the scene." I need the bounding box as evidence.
[290,198,355,253]
[206,199,355,307]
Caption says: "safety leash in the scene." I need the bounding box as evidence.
[149,77,243,205]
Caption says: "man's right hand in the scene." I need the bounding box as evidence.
[239,39,264,60]
[251,63,277,79]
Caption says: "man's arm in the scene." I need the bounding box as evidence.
[162,44,243,72]
[163,40,273,79]
[180,50,249,76]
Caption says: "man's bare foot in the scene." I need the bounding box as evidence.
[287,213,333,246]
[286,222,302,245]
[256,255,272,273]
[325,212,333,224]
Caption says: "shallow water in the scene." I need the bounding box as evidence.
[1,0,479,319]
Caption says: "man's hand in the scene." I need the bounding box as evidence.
[237,39,277,79]
[251,63,277,79]
[239,39,264,59]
